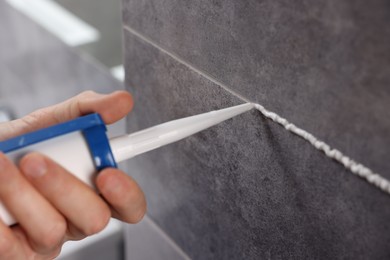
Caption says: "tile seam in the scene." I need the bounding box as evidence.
[123,25,250,103]
[253,104,390,195]
[123,25,389,195]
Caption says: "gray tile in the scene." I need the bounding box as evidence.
[124,30,390,260]
[122,0,390,176]
[0,1,124,118]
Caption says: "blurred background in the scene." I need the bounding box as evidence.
[4,0,124,82]
[52,0,124,79]
[1,0,126,259]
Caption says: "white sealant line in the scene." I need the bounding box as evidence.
[253,103,390,194]
[124,26,388,195]
[6,0,100,46]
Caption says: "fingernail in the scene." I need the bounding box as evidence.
[23,156,47,178]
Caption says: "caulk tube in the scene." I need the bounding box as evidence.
[0,103,254,226]
[0,114,116,226]
[109,103,254,162]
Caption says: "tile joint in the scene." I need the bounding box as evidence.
[123,25,250,103]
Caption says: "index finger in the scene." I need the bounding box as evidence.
[1,91,133,140]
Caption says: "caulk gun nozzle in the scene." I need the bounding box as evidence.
[109,103,253,162]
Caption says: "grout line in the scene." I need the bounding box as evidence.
[123,25,389,195]
[253,104,390,195]
[123,25,250,103]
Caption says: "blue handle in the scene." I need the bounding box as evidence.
[0,113,117,171]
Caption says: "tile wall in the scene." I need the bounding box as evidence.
[122,1,390,259]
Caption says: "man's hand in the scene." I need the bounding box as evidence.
[0,91,146,259]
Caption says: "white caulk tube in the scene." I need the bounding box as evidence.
[0,103,253,225]
[110,103,254,162]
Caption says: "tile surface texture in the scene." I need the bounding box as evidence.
[123,29,390,260]
[123,0,390,177]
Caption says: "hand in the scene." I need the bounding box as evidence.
[0,91,146,259]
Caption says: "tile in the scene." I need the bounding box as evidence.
[124,216,190,260]
[0,1,124,119]
[122,0,390,175]
[124,30,390,259]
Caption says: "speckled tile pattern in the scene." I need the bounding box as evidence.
[122,0,390,179]
[0,1,124,118]
[124,30,390,259]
